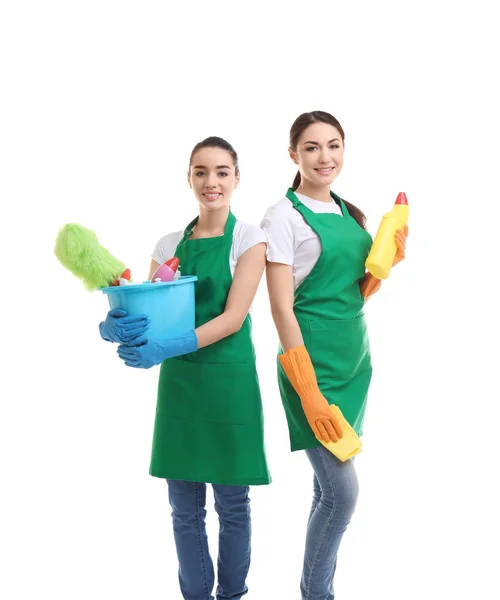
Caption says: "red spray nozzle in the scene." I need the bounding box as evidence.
[165,257,179,272]
[395,192,408,205]
[110,268,131,286]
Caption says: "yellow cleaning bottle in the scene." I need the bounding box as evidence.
[365,192,409,280]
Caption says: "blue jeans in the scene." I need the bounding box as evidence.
[167,480,251,600]
[301,446,359,600]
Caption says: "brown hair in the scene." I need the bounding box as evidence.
[289,111,367,229]
[189,136,239,175]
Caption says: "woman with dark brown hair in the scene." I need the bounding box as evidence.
[103,136,271,600]
[261,111,408,599]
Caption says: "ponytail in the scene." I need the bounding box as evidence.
[292,171,301,190]
[343,201,367,230]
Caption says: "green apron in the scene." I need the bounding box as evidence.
[149,211,271,486]
[278,189,374,451]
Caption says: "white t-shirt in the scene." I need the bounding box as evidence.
[152,219,266,278]
[261,193,343,290]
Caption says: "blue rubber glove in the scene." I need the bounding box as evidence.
[99,308,150,345]
[117,330,198,368]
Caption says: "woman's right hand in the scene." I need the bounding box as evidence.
[302,390,344,443]
[278,345,343,443]
[392,225,409,266]
[99,308,150,345]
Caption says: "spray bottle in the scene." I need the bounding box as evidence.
[151,257,180,283]
[365,192,409,280]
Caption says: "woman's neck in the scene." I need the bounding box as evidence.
[295,182,332,203]
[192,205,230,238]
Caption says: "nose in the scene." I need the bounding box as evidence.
[318,150,330,164]
[206,173,218,188]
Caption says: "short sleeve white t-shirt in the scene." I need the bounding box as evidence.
[261,193,343,290]
[152,219,266,278]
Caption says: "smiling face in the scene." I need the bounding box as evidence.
[290,122,344,189]
[188,147,240,212]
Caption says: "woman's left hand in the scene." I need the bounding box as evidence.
[117,340,163,369]
[117,330,198,369]
[393,225,409,266]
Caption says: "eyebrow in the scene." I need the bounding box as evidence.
[302,138,341,145]
[193,165,231,169]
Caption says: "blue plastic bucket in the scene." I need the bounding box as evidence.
[101,276,197,342]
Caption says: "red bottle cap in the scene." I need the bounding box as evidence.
[165,257,179,272]
[120,268,131,280]
[395,192,408,205]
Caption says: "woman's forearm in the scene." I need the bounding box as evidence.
[271,308,304,352]
[194,311,241,349]
[359,272,382,300]
[265,262,302,351]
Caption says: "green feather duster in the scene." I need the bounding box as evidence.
[54,223,126,290]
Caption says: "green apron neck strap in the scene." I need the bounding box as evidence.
[224,210,237,236]
[287,187,348,217]
[286,188,302,208]
[330,191,349,217]
[181,216,199,242]
[181,210,236,242]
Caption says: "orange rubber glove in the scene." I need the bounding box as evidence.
[393,225,409,266]
[360,272,382,299]
[278,345,343,443]
[360,225,409,300]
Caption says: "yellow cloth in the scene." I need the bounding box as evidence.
[319,405,362,461]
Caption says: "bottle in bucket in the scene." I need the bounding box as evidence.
[365,192,409,280]
[151,257,179,282]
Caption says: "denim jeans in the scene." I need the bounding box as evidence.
[301,446,359,600]
[167,480,251,600]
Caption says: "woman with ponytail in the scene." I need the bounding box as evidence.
[102,136,271,600]
[261,111,407,599]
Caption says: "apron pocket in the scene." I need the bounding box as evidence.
[157,358,263,425]
[308,315,372,385]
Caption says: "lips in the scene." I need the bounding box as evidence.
[315,167,335,175]
[203,193,221,200]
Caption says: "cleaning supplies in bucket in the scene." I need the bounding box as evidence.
[54,223,197,341]
[54,223,131,290]
[101,278,197,342]
[151,257,180,283]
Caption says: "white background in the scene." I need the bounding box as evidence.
[1,1,499,599]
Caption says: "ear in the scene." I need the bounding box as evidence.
[288,147,298,165]
[234,172,241,189]
[187,171,192,189]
